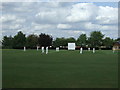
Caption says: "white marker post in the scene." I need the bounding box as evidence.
[93,48,95,53]
[56,47,59,52]
[46,47,48,54]
[37,46,39,51]
[24,46,26,51]
[42,47,44,53]
[88,48,90,51]
[80,47,83,54]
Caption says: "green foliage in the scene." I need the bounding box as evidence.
[66,37,76,43]
[2,36,13,49]
[89,31,104,48]
[53,37,67,47]
[26,34,38,48]
[53,37,76,47]
[2,31,117,49]
[103,37,114,48]
[115,38,120,42]
[12,31,26,48]
[77,34,87,46]
[38,33,53,47]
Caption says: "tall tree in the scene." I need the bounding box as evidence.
[53,38,66,47]
[116,38,120,41]
[13,31,26,48]
[89,31,104,47]
[66,37,76,43]
[53,37,76,47]
[38,33,53,47]
[103,37,114,48]
[26,34,38,48]
[2,36,13,48]
[77,34,87,47]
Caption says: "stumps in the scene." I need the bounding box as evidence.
[24,46,26,51]
[80,47,83,54]
[42,47,44,53]
[56,47,59,52]
[93,48,95,53]
[46,47,48,54]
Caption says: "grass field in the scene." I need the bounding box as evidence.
[2,49,118,88]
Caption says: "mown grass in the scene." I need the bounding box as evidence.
[2,49,118,88]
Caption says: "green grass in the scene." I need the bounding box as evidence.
[2,49,118,88]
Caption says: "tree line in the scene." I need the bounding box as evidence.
[2,31,119,49]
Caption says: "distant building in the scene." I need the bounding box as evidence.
[113,41,120,50]
[100,45,106,48]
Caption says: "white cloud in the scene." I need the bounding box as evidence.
[100,25,118,31]
[83,22,117,30]
[0,14,26,24]
[84,22,101,30]
[35,3,70,24]
[36,11,57,20]
[73,30,85,34]
[66,3,98,22]
[96,6,118,24]
[34,24,52,30]
[0,15,16,23]
[57,24,71,29]
[9,24,22,30]
[66,3,118,25]
[43,2,61,8]
[1,2,118,40]
[15,19,26,23]
[31,22,55,30]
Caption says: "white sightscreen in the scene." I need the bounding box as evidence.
[68,43,75,50]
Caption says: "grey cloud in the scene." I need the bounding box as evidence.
[1,2,118,40]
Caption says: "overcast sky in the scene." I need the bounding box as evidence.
[0,2,118,40]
